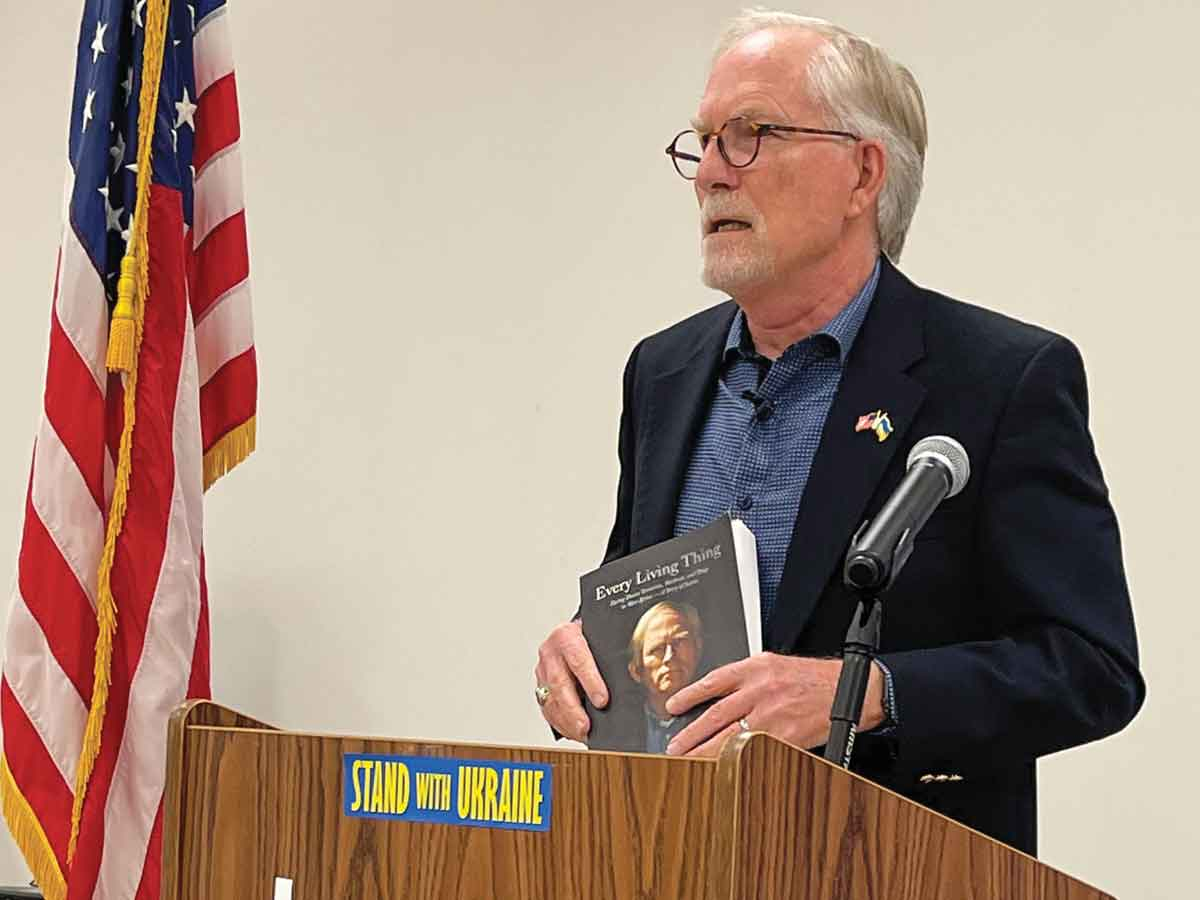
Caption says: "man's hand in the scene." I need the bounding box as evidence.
[663,653,884,757]
[534,621,609,742]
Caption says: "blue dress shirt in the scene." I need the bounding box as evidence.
[674,261,881,627]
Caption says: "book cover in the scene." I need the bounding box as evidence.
[580,516,760,754]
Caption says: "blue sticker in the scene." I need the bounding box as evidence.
[342,753,552,832]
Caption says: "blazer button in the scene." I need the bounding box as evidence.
[738,495,754,511]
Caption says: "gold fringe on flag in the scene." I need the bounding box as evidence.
[203,415,257,492]
[0,755,66,900]
[67,0,172,863]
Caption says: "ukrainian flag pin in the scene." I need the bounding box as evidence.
[855,410,894,443]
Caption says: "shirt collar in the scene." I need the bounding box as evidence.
[723,257,882,366]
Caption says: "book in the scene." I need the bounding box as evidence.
[579,516,761,753]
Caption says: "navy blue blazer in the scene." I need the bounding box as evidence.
[601,257,1144,855]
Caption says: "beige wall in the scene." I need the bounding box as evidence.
[1,1,1196,896]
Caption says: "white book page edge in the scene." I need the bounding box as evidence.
[731,519,762,655]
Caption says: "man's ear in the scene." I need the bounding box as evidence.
[847,139,887,221]
[628,659,641,683]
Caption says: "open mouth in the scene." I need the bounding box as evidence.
[707,218,753,235]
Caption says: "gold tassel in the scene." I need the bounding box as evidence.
[67,0,171,864]
[0,756,66,900]
[203,415,257,491]
[105,255,138,373]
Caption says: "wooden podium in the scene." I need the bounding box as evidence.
[160,701,1113,900]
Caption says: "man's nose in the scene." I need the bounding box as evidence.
[696,139,740,194]
[663,643,675,663]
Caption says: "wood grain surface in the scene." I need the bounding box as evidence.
[716,731,1113,900]
[166,721,720,900]
[161,705,1115,900]
[160,702,281,900]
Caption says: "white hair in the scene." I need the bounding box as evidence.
[713,10,928,261]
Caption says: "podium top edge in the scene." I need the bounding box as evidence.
[183,723,722,764]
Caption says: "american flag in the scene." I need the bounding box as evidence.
[0,1,255,898]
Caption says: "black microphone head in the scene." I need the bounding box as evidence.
[845,554,885,592]
[907,436,970,498]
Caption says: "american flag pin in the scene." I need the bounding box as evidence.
[855,410,894,443]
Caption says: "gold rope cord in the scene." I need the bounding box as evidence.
[67,0,172,863]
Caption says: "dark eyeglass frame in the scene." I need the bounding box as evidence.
[664,116,861,180]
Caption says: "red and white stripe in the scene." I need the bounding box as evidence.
[2,201,112,885]
[2,5,253,899]
[191,5,256,438]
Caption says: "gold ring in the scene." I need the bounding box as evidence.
[738,717,752,733]
[535,684,552,706]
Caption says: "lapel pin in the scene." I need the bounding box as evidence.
[855,409,894,443]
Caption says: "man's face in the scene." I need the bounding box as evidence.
[694,28,864,294]
[635,609,702,706]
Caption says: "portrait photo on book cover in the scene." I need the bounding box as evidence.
[626,600,706,754]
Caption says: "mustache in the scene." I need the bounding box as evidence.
[701,194,762,229]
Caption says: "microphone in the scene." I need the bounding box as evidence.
[844,435,970,594]
[826,435,970,769]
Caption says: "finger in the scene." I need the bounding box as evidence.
[560,634,609,708]
[538,654,590,740]
[685,721,744,759]
[665,690,751,756]
[665,658,748,716]
[544,692,589,742]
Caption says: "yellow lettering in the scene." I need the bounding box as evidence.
[384,762,398,814]
[498,768,511,822]
[456,766,472,818]
[510,770,521,823]
[470,767,486,820]
[416,771,431,809]
[371,761,384,813]
[382,762,410,814]
[483,768,499,822]
[396,763,410,813]
[531,771,545,825]
[516,770,531,823]
[350,760,366,812]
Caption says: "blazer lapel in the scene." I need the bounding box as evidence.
[768,260,928,651]
[632,305,736,550]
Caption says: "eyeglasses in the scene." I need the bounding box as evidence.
[665,116,860,180]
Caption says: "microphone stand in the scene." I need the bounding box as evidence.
[821,439,967,768]
[822,592,883,768]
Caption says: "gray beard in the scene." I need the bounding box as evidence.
[701,242,776,294]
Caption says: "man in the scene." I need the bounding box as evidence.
[533,10,1143,855]
[627,601,706,753]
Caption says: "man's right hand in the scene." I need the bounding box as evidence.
[534,621,609,742]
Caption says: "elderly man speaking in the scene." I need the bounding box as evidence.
[533,10,1142,856]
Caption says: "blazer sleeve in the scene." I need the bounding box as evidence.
[557,341,645,741]
[877,335,1145,772]
[569,340,645,628]
[602,339,644,565]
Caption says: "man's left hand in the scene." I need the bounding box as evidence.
[664,653,884,757]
